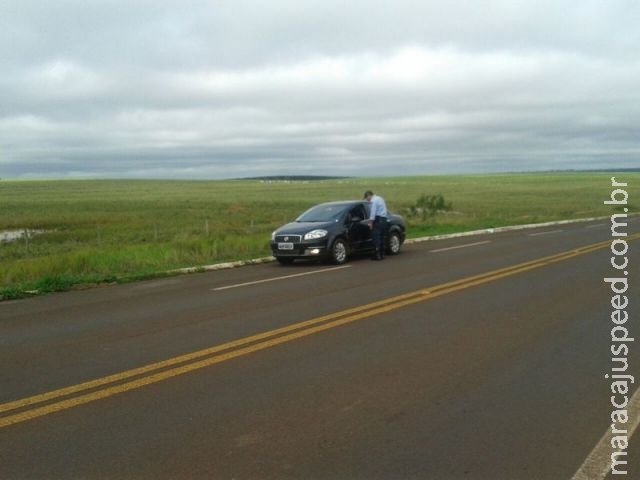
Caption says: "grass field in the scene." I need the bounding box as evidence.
[0,172,636,299]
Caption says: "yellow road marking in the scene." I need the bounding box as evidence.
[1,235,637,428]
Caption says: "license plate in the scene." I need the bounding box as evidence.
[278,242,294,250]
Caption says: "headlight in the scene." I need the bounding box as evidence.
[304,229,328,240]
[271,230,277,241]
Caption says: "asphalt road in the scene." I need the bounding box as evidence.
[1,218,639,480]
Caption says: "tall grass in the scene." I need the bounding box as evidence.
[1,173,637,298]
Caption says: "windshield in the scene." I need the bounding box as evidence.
[296,204,348,223]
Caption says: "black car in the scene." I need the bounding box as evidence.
[270,201,406,265]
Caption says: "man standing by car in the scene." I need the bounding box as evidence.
[364,190,389,260]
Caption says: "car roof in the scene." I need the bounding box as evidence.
[315,200,366,207]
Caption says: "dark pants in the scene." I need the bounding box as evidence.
[372,216,388,258]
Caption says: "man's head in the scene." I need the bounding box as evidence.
[363,190,374,202]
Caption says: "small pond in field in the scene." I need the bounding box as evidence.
[0,229,46,243]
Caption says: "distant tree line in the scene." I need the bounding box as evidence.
[239,175,353,181]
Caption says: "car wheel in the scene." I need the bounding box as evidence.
[330,238,349,265]
[386,231,402,255]
[276,257,294,265]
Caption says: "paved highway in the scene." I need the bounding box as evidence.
[1,218,638,479]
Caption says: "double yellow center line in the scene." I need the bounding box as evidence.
[1,235,635,429]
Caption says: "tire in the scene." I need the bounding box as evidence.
[386,231,402,255]
[330,238,349,265]
[276,257,294,265]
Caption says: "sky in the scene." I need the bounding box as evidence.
[1,0,639,179]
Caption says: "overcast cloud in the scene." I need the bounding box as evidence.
[1,0,639,179]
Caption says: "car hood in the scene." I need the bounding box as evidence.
[275,221,335,235]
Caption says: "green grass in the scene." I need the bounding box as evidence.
[1,173,637,299]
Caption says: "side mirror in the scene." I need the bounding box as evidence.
[351,216,363,223]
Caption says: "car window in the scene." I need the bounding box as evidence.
[349,205,366,221]
[296,204,347,222]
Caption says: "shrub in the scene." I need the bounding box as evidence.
[408,193,453,221]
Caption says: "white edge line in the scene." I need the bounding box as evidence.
[571,386,640,479]
[429,240,490,253]
[528,229,564,236]
[212,265,352,291]
[170,256,276,274]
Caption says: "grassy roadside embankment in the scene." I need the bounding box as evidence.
[0,173,636,299]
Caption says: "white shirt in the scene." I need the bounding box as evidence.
[368,195,388,220]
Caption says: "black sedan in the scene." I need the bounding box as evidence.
[270,201,406,265]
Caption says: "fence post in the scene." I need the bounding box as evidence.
[24,229,30,255]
